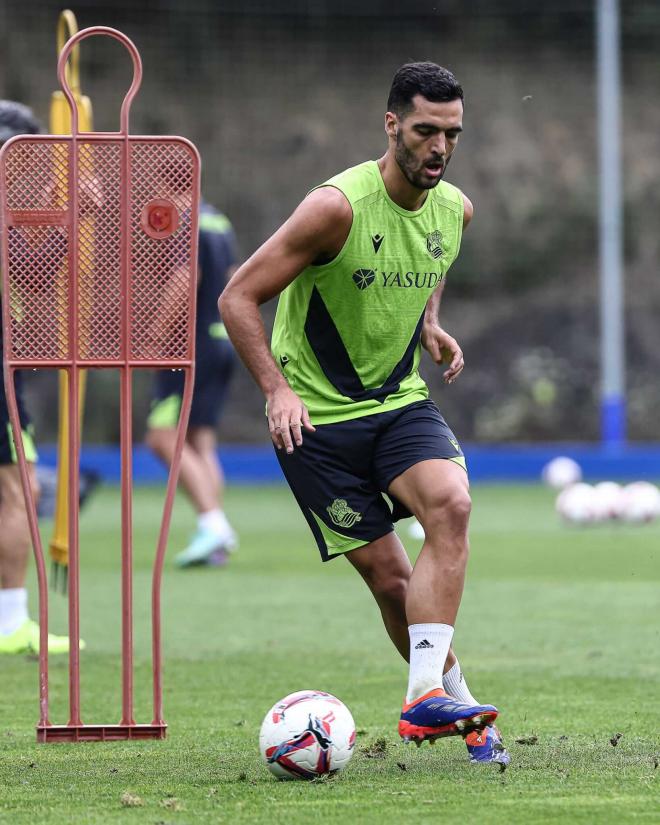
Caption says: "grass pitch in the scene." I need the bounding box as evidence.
[1,482,659,824]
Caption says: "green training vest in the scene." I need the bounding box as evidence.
[271,160,464,424]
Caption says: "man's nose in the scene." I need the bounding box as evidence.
[431,134,447,157]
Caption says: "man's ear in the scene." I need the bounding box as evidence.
[384,112,399,140]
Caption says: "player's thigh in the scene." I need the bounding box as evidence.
[276,418,394,563]
[388,459,470,527]
[373,400,468,522]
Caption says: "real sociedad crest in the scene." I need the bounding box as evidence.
[426,230,444,260]
[327,499,363,529]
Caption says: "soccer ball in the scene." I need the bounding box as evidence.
[555,483,598,524]
[542,456,582,489]
[592,481,624,520]
[619,482,660,523]
[408,519,425,539]
[259,690,356,780]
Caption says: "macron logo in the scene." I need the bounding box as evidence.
[414,639,434,649]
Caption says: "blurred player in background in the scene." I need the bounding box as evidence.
[0,101,72,654]
[146,201,238,568]
[221,63,508,764]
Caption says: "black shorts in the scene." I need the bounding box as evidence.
[148,337,235,430]
[0,364,36,465]
[275,399,466,562]
[0,313,36,464]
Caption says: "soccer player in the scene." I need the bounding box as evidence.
[0,101,71,654]
[146,201,238,567]
[220,63,508,764]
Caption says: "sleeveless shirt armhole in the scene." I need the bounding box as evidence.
[438,183,464,272]
[454,186,464,262]
[305,184,356,272]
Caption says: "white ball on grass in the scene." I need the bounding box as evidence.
[619,482,660,523]
[593,481,624,520]
[555,483,598,525]
[259,690,356,780]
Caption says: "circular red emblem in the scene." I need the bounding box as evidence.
[141,199,179,239]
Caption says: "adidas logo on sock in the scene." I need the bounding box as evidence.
[414,639,434,649]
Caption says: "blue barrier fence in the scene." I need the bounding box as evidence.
[36,443,660,484]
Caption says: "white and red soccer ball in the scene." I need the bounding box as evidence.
[259,690,356,780]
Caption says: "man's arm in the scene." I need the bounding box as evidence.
[219,186,352,453]
[421,191,473,384]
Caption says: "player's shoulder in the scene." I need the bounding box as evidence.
[288,185,352,256]
[298,182,353,228]
[430,179,465,215]
[199,201,233,236]
[312,160,381,208]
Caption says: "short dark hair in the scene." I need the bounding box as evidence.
[387,62,463,117]
[0,100,41,145]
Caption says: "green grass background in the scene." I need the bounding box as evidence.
[1,483,659,824]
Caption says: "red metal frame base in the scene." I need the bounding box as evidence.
[37,723,167,743]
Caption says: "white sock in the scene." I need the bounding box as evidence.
[0,587,29,635]
[443,660,479,706]
[198,508,232,536]
[406,623,454,703]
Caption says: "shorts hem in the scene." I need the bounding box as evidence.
[380,452,468,494]
[3,424,38,465]
[146,394,182,430]
[321,526,395,562]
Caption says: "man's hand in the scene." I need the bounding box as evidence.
[267,384,316,453]
[421,323,464,384]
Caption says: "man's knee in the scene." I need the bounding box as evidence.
[375,572,409,606]
[0,468,31,534]
[346,533,412,607]
[423,487,472,537]
[359,559,409,605]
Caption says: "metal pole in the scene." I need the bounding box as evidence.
[596,0,625,445]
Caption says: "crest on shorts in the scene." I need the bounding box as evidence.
[326,499,363,529]
[426,230,444,260]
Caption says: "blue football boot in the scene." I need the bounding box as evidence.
[464,725,511,765]
[399,688,498,745]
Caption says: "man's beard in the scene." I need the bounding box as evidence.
[395,131,446,190]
